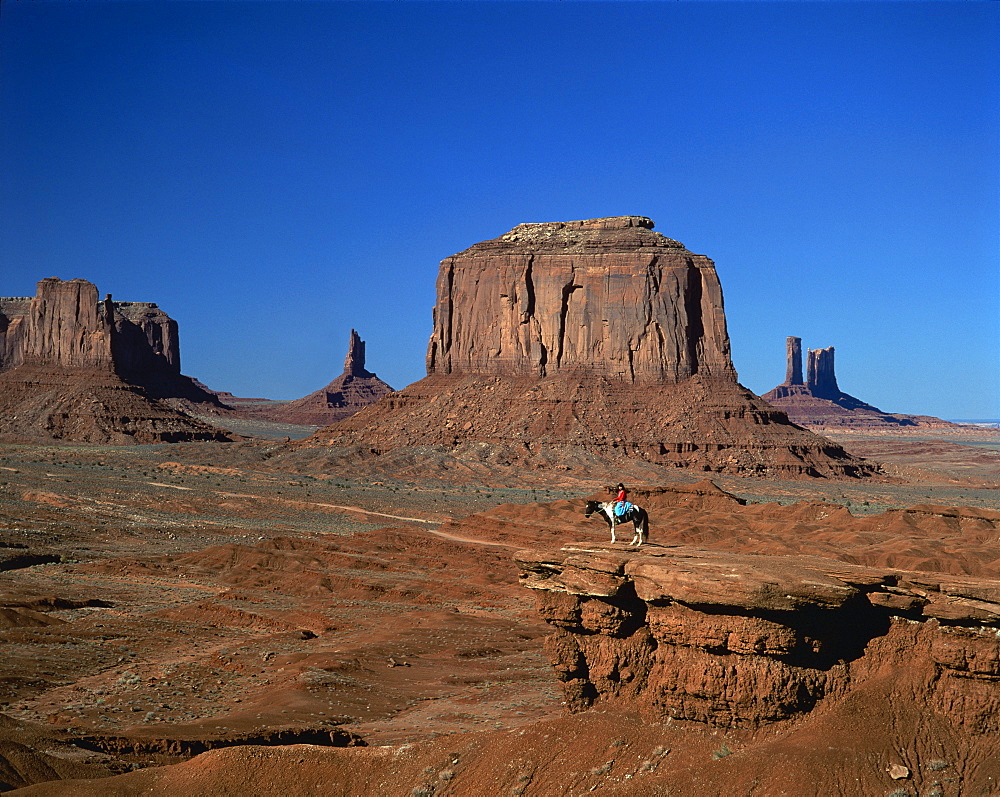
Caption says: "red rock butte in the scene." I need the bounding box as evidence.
[426,215,733,383]
[0,278,232,443]
[763,336,960,429]
[313,217,873,478]
[249,329,394,426]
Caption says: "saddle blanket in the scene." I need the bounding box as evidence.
[614,501,633,518]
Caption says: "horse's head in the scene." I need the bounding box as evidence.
[583,501,600,518]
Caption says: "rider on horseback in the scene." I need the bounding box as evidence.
[614,483,630,519]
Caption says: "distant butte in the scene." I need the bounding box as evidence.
[0,278,234,444]
[247,329,394,426]
[306,217,874,478]
[763,336,960,429]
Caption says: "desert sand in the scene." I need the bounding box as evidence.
[0,419,997,795]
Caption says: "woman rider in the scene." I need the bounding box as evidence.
[615,483,628,517]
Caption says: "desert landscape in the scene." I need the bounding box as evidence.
[0,217,998,796]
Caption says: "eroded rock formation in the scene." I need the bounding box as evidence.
[310,218,873,478]
[426,216,734,383]
[516,503,1000,734]
[247,330,394,426]
[764,336,958,429]
[784,335,803,385]
[0,278,232,443]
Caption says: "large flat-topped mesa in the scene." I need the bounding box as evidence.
[309,218,875,478]
[0,277,232,443]
[426,216,734,383]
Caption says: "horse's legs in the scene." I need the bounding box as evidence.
[610,516,617,544]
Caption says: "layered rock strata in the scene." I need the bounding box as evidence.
[311,218,872,478]
[0,278,232,443]
[764,336,959,429]
[249,330,394,426]
[516,539,1000,733]
[426,216,733,383]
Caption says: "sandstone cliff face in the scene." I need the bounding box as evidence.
[0,278,231,443]
[2,279,115,371]
[111,300,180,375]
[248,330,394,426]
[519,541,1000,729]
[309,219,872,479]
[0,298,31,365]
[427,216,734,383]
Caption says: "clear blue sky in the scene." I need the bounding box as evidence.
[2,1,997,419]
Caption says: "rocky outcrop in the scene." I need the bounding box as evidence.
[309,218,873,479]
[110,300,178,376]
[246,330,394,426]
[0,278,232,443]
[0,279,212,400]
[806,345,838,397]
[784,335,803,385]
[427,216,734,383]
[764,336,959,429]
[516,535,1000,733]
[1,279,114,371]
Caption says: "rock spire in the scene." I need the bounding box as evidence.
[784,335,803,386]
[249,329,394,426]
[763,336,957,429]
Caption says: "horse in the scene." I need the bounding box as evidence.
[583,500,649,547]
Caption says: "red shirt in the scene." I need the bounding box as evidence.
[616,488,627,504]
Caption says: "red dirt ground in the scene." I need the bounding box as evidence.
[0,424,998,795]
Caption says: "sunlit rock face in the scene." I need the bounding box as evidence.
[0,278,231,443]
[426,216,735,383]
[311,218,874,479]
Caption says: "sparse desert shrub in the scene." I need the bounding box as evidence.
[711,745,732,760]
[412,786,434,797]
[590,761,613,775]
[438,770,454,781]
[927,760,949,771]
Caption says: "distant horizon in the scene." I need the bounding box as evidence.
[2,2,997,418]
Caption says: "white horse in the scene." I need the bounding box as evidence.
[583,500,650,547]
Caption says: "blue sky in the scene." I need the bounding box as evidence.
[1,1,997,419]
